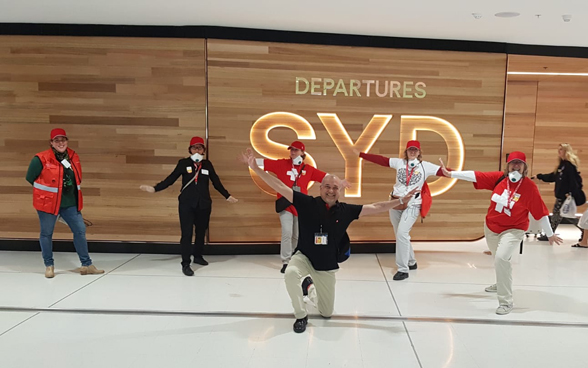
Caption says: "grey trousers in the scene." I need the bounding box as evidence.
[389,206,420,273]
[279,210,299,264]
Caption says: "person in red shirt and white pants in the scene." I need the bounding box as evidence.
[440,151,562,315]
[261,141,348,273]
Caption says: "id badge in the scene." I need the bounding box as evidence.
[292,185,301,192]
[314,232,328,245]
[61,159,71,169]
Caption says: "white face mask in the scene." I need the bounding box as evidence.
[508,170,522,183]
[292,155,303,165]
[407,158,419,168]
[191,153,204,163]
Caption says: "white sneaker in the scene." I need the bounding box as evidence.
[304,284,318,308]
[496,304,513,315]
[485,284,497,292]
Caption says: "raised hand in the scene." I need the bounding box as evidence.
[238,148,257,169]
[438,158,451,177]
[340,179,352,189]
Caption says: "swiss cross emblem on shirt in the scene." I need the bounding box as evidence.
[287,168,298,181]
[491,189,521,216]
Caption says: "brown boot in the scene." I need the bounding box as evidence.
[45,266,55,278]
[80,264,104,275]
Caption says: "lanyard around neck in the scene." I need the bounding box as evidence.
[505,176,523,204]
[405,161,417,187]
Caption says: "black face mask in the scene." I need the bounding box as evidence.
[51,147,69,162]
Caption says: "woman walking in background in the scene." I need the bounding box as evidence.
[533,143,581,241]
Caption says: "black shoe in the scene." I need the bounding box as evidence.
[537,235,549,241]
[182,265,194,276]
[193,256,209,266]
[280,264,288,274]
[393,271,409,281]
[409,263,418,270]
[302,276,313,296]
[293,316,308,333]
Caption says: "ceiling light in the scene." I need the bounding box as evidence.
[508,72,588,76]
[472,13,482,19]
[495,12,520,18]
[562,14,572,22]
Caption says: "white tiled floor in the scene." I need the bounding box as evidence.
[1,224,588,368]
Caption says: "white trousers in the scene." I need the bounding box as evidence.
[279,211,299,264]
[484,223,524,306]
[389,206,420,273]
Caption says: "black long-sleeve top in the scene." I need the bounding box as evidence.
[536,160,579,200]
[154,158,230,209]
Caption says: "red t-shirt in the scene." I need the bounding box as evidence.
[263,158,327,216]
[473,171,549,234]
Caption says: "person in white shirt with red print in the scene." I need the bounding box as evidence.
[357,140,445,281]
[440,151,562,315]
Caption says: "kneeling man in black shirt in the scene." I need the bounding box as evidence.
[241,149,417,333]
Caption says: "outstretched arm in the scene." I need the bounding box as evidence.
[240,148,293,203]
[359,188,419,218]
[439,158,476,182]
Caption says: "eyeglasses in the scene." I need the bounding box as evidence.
[509,160,524,165]
[52,138,68,144]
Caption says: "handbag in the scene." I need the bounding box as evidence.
[572,171,586,206]
[560,194,577,219]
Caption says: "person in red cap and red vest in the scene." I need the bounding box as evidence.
[357,140,444,281]
[261,141,349,273]
[440,151,562,315]
[25,128,104,278]
[140,137,238,276]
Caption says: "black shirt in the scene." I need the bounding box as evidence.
[293,191,363,271]
[537,160,579,200]
[154,158,230,208]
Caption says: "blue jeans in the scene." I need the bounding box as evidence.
[37,206,92,267]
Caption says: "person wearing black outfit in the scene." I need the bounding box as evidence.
[533,143,582,241]
[141,137,238,276]
[241,148,417,333]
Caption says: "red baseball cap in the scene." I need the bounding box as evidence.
[50,128,67,140]
[288,141,305,151]
[507,151,527,164]
[189,136,205,147]
[406,140,421,150]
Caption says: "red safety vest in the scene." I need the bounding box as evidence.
[33,148,83,215]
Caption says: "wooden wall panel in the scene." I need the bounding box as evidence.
[207,40,507,242]
[503,80,538,168]
[505,55,588,216]
[0,36,206,242]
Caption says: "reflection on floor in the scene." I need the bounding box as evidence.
[1,224,587,368]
